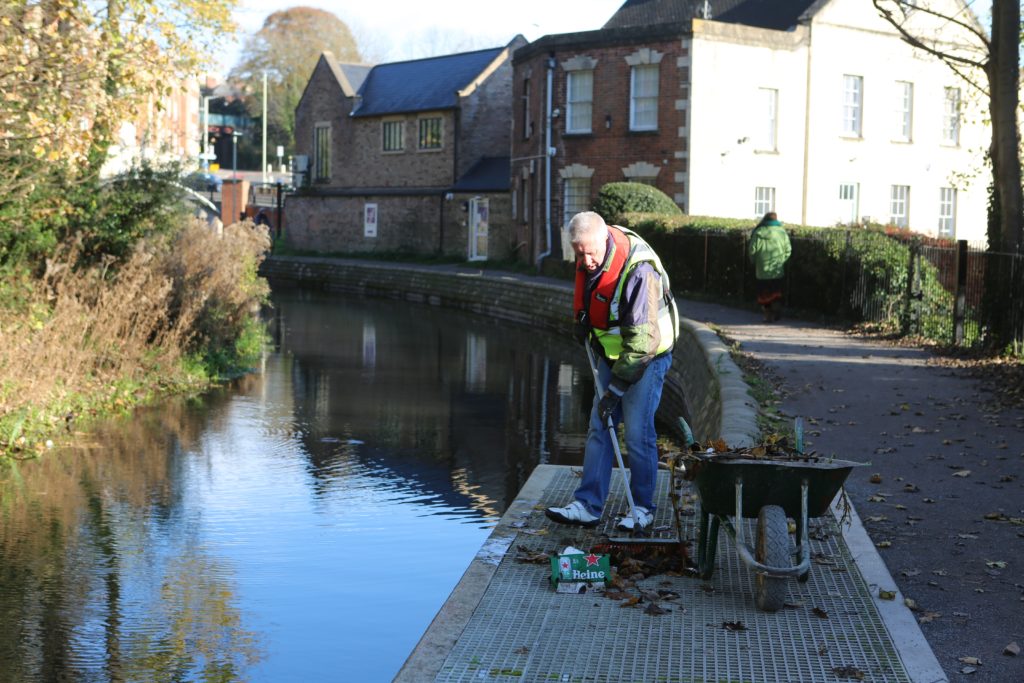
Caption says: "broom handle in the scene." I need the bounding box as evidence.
[584,339,641,530]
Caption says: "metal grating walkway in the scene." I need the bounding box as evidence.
[434,467,912,683]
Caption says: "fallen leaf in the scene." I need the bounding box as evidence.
[513,646,529,655]
[514,549,551,564]
[1004,642,1020,656]
[877,540,892,548]
[918,611,941,623]
[953,470,971,478]
[900,568,921,577]
[958,656,982,666]
[961,666,977,674]
[985,560,1007,569]
[868,494,887,503]
[644,601,668,615]
[721,620,747,631]
[958,533,978,539]
[879,589,897,600]
[604,590,632,601]
[812,607,829,619]
[869,473,883,483]
[903,483,920,492]
[866,515,887,523]
[519,528,548,536]
[832,665,865,680]
[904,598,918,610]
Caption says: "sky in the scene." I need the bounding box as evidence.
[215,0,995,74]
[216,0,625,72]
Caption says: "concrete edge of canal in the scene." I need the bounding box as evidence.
[258,256,944,683]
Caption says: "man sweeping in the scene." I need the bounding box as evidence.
[545,211,679,530]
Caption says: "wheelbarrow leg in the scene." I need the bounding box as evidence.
[698,512,720,580]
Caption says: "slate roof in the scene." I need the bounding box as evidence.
[451,157,510,192]
[351,47,506,118]
[338,63,372,94]
[603,0,819,32]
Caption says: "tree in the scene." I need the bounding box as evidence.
[0,0,236,267]
[229,7,362,155]
[872,0,1022,255]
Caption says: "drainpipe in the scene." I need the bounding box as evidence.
[536,55,556,268]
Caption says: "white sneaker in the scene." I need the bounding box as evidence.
[545,500,600,527]
[615,507,653,531]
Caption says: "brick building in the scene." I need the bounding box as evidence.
[513,0,990,266]
[288,37,527,260]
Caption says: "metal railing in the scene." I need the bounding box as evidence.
[647,227,1023,351]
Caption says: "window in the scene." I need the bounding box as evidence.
[521,78,532,139]
[313,123,330,182]
[755,88,778,151]
[938,187,957,237]
[842,75,863,137]
[890,185,910,228]
[838,183,859,224]
[418,116,442,150]
[754,187,775,217]
[566,70,593,134]
[382,120,404,152]
[630,64,659,131]
[942,87,960,145]
[563,178,591,227]
[895,81,913,141]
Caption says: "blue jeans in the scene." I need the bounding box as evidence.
[574,351,671,516]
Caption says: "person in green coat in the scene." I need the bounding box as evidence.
[748,212,792,321]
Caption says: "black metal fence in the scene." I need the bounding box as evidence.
[643,227,1024,352]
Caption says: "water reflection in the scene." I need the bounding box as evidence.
[0,288,594,682]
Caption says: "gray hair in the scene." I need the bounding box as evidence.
[568,211,608,245]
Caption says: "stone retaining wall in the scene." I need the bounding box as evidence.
[260,256,758,447]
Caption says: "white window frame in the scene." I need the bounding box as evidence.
[382,119,404,152]
[630,64,659,131]
[895,81,913,142]
[942,87,961,146]
[890,185,910,228]
[313,122,331,182]
[754,186,776,217]
[563,177,591,227]
[566,70,593,134]
[755,87,778,151]
[838,183,859,224]
[938,187,957,237]
[842,75,863,137]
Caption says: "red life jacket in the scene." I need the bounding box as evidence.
[573,226,631,330]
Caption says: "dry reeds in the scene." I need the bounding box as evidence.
[0,218,270,454]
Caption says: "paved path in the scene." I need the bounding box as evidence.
[679,298,1024,682]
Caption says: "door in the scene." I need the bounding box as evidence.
[468,197,488,261]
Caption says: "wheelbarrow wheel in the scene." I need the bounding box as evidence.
[755,505,789,612]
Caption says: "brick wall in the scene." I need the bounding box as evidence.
[341,112,456,188]
[294,58,352,183]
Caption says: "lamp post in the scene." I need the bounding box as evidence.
[232,130,243,180]
[261,71,268,184]
[201,95,211,169]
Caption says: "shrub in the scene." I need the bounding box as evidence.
[593,183,682,223]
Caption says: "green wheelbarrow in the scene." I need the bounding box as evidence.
[686,449,864,612]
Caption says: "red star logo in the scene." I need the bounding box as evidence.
[560,559,571,571]
[584,553,600,566]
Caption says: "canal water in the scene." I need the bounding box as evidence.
[0,288,596,683]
